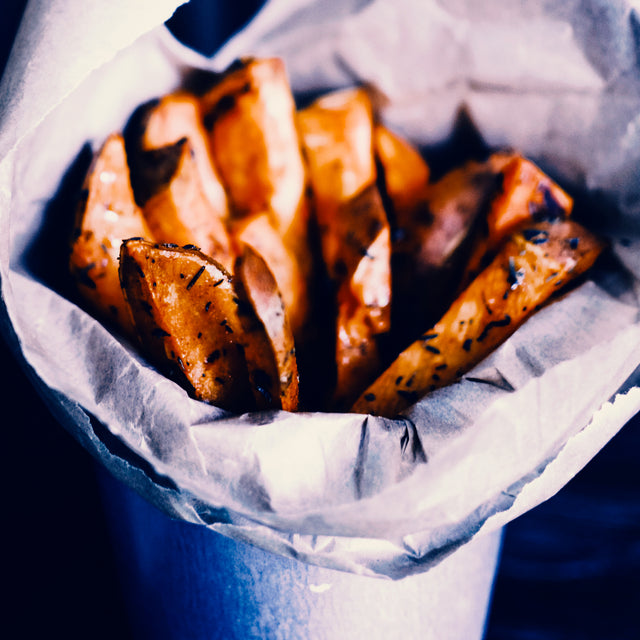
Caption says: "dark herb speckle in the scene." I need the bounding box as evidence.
[477,315,512,342]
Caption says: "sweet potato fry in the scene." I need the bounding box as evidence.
[69,133,154,336]
[119,239,252,410]
[352,218,606,417]
[200,57,307,234]
[141,138,234,272]
[390,158,503,341]
[229,212,308,341]
[460,152,574,287]
[126,92,228,217]
[235,244,299,411]
[298,87,377,221]
[200,57,312,343]
[298,88,392,408]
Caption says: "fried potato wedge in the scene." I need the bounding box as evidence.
[200,57,307,234]
[390,158,503,341]
[201,57,313,343]
[235,244,299,411]
[69,133,154,336]
[229,212,308,341]
[352,218,606,417]
[298,87,377,223]
[126,92,228,217]
[298,88,392,408]
[119,239,252,411]
[332,185,392,408]
[460,152,574,287]
[141,138,234,271]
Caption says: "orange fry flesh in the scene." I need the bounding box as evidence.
[142,138,234,271]
[298,88,392,407]
[374,123,430,210]
[69,133,153,337]
[200,57,307,234]
[137,92,229,218]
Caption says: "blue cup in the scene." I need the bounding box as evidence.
[97,465,503,640]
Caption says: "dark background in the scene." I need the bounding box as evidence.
[2,1,639,638]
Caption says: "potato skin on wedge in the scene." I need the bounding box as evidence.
[235,244,299,412]
[390,158,503,339]
[352,219,606,417]
[229,212,309,347]
[119,239,252,411]
[69,133,153,337]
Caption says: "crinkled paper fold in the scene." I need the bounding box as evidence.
[1,0,639,578]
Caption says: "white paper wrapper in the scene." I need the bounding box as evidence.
[1,0,639,579]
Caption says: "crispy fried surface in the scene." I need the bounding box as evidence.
[119,239,251,410]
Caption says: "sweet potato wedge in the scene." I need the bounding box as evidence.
[200,57,307,234]
[298,88,392,408]
[298,87,377,223]
[460,152,574,288]
[390,157,503,342]
[126,92,228,217]
[332,184,392,408]
[229,212,308,342]
[141,138,234,271]
[69,133,154,336]
[235,244,299,411]
[119,239,251,411]
[352,218,606,417]
[200,57,313,343]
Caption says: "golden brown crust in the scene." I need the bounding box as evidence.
[352,219,606,417]
[459,152,574,288]
[119,239,251,410]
